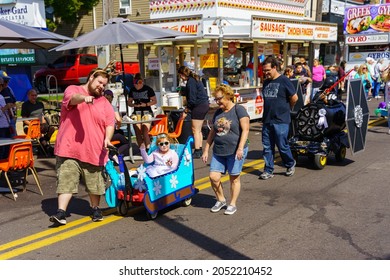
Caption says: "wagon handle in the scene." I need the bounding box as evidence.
[315,69,353,103]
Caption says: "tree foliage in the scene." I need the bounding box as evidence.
[45,0,100,29]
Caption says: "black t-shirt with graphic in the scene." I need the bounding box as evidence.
[262,75,296,125]
[129,84,156,114]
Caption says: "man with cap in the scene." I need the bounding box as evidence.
[0,70,16,136]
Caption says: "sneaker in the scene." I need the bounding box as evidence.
[92,207,103,222]
[49,209,66,225]
[210,200,227,213]
[193,149,202,159]
[388,129,390,135]
[224,205,237,215]
[259,172,274,180]
[286,160,296,176]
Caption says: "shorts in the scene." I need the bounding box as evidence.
[209,146,248,176]
[191,102,209,120]
[56,157,105,195]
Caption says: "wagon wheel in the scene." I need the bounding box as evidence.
[182,197,192,207]
[146,211,158,220]
[314,154,327,170]
[335,146,347,162]
[117,200,129,216]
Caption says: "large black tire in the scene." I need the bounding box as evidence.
[335,146,347,162]
[314,154,327,170]
[36,78,48,93]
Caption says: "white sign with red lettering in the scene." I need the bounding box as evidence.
[148,20,200,35]
[148,58,160,70]
[251,17,337,42]
[345,34,389,45]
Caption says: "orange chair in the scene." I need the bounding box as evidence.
[168,115,185,143]
[0,142,43,201]
[15,119,48,157]
[148,114,169,137]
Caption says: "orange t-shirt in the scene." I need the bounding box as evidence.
[54,85,115,166]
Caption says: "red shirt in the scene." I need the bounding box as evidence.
[54,85,115,166]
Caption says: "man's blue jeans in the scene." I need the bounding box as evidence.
[372,79,381,98]
[262,123,295,174]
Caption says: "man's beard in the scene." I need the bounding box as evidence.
[88,83,102,98]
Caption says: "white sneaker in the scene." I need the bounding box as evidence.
[210,200,226,213]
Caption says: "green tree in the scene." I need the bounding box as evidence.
[45,0,100,30]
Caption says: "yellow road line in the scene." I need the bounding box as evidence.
[0,215,123,260]
[0,117,383,259]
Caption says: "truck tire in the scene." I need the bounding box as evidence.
[36,78,48,93]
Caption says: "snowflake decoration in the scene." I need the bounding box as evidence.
[134,179,146,192]
[170,174,179,189]
[153,180,162,196]
[184,148,192,166]
[137,164,147,181]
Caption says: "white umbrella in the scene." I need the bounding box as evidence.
[0,39,65,49]
[54,17,190,115]
[54,17,187,51]
[0,19,70,41]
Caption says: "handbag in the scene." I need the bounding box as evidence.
[365,79,371,89]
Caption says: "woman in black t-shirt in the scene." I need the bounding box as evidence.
[127,73,157,149]
[178,66,209,158]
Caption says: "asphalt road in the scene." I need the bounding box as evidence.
[0,97,390,261]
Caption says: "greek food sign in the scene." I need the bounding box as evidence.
[344,3,390,35]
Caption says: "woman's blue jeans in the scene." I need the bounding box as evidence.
[262,123,295,174]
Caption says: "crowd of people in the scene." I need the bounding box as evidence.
[2,54,387,225]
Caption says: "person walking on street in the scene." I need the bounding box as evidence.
[201,84,249,215]
[373,58,384,99]
[178,65,209,158]
[49,68,115,226]
[355,64,373,101]
[260,56,298,180]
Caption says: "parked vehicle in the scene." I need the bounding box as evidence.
[33,54,139,93]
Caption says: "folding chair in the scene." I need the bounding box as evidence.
[167,115,185,143]
[0,142,43,201]
[14,119,48,157]
[148,114,169,137]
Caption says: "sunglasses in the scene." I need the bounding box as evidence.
[158,141,170,147]
[214,96,224,102]
[362,67,367,69]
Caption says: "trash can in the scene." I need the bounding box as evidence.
[170,109,193,145]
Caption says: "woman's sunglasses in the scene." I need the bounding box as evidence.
[158,141,170,147]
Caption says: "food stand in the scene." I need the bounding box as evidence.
[343,3,390,71]
[139,0,337,120]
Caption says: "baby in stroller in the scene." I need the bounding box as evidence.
[140,133,179,178]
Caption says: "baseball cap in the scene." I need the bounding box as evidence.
[0,70,11,81]
[104,89,113,96]
[294,57,300,64]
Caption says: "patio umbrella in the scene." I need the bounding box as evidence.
[0,39,65,49]
[0,19,71,41]
[54,17,189,114]
[54,17,187,51]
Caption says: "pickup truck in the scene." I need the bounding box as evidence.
[33,54,139,93]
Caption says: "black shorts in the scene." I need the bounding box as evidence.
[191,102,209,120]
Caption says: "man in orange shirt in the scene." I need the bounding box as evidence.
[50,69,115,226]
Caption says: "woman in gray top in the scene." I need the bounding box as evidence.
[201,84,250,215]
